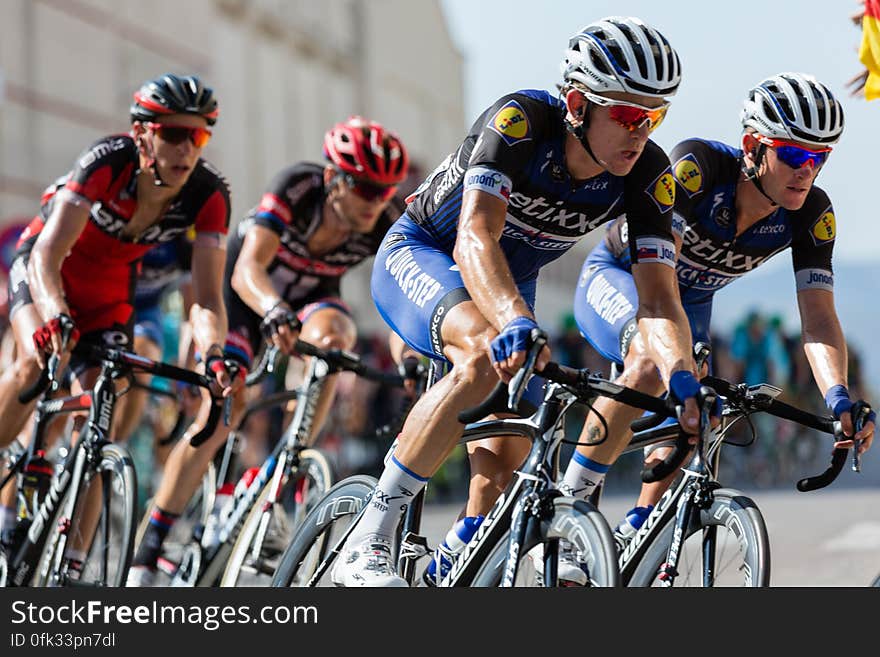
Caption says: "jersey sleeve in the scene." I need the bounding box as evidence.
[253,167,299,235]
[193,166,231,237]
[791,187,835,292]
[623,140,676,267]
[670,139,715,240]
[462,94,544,202]
[61,135,133,206]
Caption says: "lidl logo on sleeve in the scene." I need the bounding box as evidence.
[489,100,532,146]
[811,210,836,245]
[673,154,703,197]
[646,170,675,212]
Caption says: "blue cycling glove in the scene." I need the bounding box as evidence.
[669,370,721,417]
[825,384,877,425]
[490,317,539,363]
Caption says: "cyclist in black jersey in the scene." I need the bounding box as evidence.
[560,73,876,576]
[126,116,409,585]
[332,17,708,587]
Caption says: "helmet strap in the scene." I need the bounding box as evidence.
[137,129,170,188]
[742,143,777,207]
[564,103,602,168]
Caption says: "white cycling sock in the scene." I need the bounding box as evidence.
[349,455,428,544]
[559,451,610,501]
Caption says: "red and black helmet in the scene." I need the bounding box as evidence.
[323,116,409,186]
[131,74,219,126]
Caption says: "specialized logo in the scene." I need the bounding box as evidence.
[463,166,512,202]
[383,232,407,249]
[673,154,703,197]
[646,169,675,212]
[489,100,532,146]
[811,210,835,245]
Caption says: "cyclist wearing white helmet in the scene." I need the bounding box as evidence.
[331,16,705,587]
[563,72,874,582]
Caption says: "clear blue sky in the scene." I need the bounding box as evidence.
[440,0,875,266]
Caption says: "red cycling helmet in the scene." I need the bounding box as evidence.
[323,116,409,186]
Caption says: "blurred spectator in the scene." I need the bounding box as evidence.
[730,310,790,387]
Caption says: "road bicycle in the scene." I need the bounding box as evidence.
[600,359,868,587]
[271,331,705,588]
[0,341,224,587]
[137,340,405,587]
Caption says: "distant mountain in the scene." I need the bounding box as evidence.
[711,259,880,391]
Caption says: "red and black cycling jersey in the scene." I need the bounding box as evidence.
[404,89,677,282]
[224,162,403,309]
[603,138,836,305]
[10,134,230,334]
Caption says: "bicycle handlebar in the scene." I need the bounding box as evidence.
[19,342,227,447]
[293,340,405,386]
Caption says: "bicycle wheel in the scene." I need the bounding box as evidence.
[220,448,335,586]
[33,443,137,587]
[627,488,770,587]
[271,475,376,587]
[470,497,620,587]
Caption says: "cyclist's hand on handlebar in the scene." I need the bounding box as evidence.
[260,301,301,356]
[669,370,718,435]
[32,313,80,370]
[827,385,876,454]
[205,351,247,398]
[398,353,425,398]
[490,317,550,383]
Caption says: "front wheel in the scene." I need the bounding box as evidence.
[221,449,334,586]
[627,488,770,587]
[271,475,376,587]
[470,497,620,587]
[33,443,137,587]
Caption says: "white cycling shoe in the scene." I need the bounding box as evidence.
[125,565,158,587]
[330,534,407,587]
[526,541,589,587]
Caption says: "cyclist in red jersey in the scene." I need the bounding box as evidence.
[0,74,240,568]
[126,116,409,585]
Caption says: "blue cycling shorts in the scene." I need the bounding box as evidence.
[573,241,711,366]
[133,303,164,353]
[372,213,537,362]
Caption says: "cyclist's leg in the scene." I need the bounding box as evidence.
[331,217,500,586]
[564,248,666,501]
[129,312,256,582]
[295,298,357,445]
[0,254,49,448]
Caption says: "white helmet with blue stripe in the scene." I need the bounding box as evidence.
[561,16,682,98]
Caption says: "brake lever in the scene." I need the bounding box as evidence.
[850,402,872,473]
[507,329,547,411]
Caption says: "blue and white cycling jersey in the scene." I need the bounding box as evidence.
[575,138,837,364]
[373,89,677,360]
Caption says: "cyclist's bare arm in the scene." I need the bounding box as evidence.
[230,224,284,314]
[28,201,90,323]
[631,261,698,428]
[190,236,233,391]
[453,189,549,374]
[798,287,873,450]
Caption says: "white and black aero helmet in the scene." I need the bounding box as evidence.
[561,16,681,98]
[131,74,219,126]
[741,73,844,148]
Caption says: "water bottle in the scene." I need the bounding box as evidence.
[20,450,53,518]
[422,515,484,586]
[614,505,654,542]
[200,482,235,551]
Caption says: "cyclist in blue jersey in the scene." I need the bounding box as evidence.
[332,16,707,587]
[563,73,875,580]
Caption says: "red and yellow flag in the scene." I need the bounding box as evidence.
[860,0,880,100]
